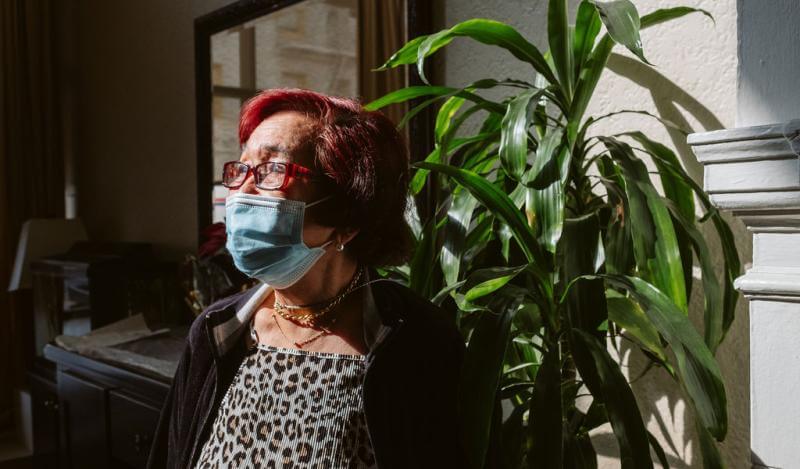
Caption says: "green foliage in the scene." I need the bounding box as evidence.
[369,2,733,467]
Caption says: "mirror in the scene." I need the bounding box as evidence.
[195,0,434,243]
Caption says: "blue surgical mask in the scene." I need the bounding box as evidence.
[224,192,335,288]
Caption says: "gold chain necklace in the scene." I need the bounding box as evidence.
[272,265,364,326]
[270,311,337,348]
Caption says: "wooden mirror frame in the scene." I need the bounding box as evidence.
[194,0,436,246]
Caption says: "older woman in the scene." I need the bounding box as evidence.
[147,88,466,469]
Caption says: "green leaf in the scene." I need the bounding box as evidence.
[696,420,725,469]
[435,95,468,143]
[601,137,687,313]
[460,298,518,468]
[363,85,454,111]
[647,432,670,469]
[624,131,695,304]
[562,213,607,335]
[436,83,526,144]
[640,7,714,29]
[431,279,467,306]
[399,85,503,200]
[570,329,653,468]
[606,294,667,363]
[381,19,559,89]
[570,34,614,124]
[504,362,536,376]
[409,216,444,298]
[500,88,545,180]
[528,348,563,467]
[458,112,504,172]
[415,162,546,270]
[631,133,741,345]
[708,217,740,345]
[588,109,689,135]
[600,275,727,439]
[564,433,598,469]
[443,103,501,164]
[548,0,574,98]
[502,404,528,468]
[573,1,602,79]
[374,34,429,71]
[411,132,499,195]
[623,132,693,222]
[463,265,529,302]
[571,6,712,124]
[581,401,609,432]
[597,156,636,275]
[525,128,570,253]
[665,200,724,354]
[464,214,494,263]
[589,0,652,65]
[441,190,479,287]
[410,147,444,196]
[364,80,506,118]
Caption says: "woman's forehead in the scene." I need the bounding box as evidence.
[246,143,292,161]
[243,112,317,164]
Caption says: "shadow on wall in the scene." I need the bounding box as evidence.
[586,53,752,468]
[592,338,696,468]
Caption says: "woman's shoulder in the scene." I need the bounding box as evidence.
[185,285,263,351]
[372,279,462,341]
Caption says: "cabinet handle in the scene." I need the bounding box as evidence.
[43,399,60,411]
[134,433,151,453]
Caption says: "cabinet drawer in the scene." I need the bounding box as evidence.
[59,371,109,468]
[109,391,160,468]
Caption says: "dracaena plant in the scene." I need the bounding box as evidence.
[366,1,738,468]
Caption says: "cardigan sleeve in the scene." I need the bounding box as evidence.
[146,337,193,469]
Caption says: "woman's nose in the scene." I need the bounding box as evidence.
[237,170,259,194]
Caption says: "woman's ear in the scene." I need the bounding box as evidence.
[337,227,360,247]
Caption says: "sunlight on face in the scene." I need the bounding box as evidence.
[233,110,320,202]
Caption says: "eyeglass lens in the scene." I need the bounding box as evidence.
[222,162,286,189]
[255,162,286,189]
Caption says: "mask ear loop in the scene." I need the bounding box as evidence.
[349,277,407,290]
[306,194,340,251]
[305,194,334,208]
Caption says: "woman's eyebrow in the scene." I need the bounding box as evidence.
[242,143,291,164]
[256,143,291,158]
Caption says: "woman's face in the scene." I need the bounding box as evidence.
[231,110,336,247]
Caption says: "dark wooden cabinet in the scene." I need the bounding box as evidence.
[59,370,109,468]
[33,345,173,469]
[108,390,161,468]
[28,358,62,468]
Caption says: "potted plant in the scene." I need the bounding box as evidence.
[366,1,738,467]
[180,222,256,316]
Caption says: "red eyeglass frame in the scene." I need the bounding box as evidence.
[222,160,321,191]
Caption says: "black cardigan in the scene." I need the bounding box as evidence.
[146,266,467,468]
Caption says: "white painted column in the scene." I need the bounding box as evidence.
[689,120,800,469]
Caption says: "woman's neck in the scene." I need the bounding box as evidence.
[272,256,360,307]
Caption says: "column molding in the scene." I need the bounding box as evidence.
[689,119,800,468]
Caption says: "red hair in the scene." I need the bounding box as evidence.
[238,88,413,267]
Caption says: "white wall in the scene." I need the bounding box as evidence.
[440,0,748,467]
[734,1,800,466]
[57,0,232,260]
[736,0,800,127]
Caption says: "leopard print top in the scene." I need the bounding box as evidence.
[194,316,377,468]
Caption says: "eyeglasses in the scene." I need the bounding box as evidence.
[221,161,322,191]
